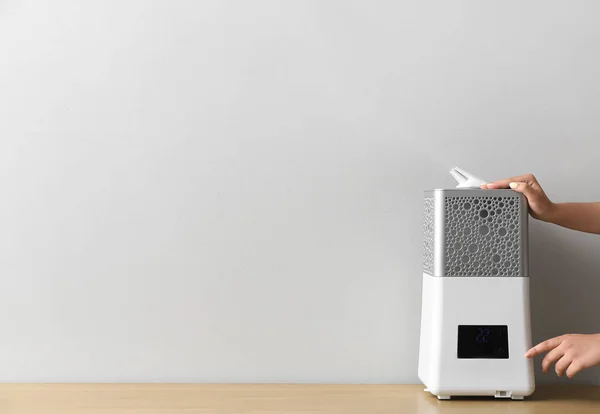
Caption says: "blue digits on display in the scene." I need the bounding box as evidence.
[476,327,490,344]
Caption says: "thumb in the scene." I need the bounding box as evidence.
[509,181,536,199]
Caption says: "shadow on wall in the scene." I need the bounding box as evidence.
[529,219,600,385]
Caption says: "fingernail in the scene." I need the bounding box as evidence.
[509,182,518,189]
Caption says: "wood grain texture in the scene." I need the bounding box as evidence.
[0,384,597,413]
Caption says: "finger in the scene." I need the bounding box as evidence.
[483,174,536,189]
[484,180,514,189]
[566,362,583,378]
[508,182,537,200]
[554,355,573,377]
[526,336,563,358]
[542,346,565,373]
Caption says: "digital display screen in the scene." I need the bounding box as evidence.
[457,325,509,359]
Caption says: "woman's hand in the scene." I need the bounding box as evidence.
[481,173,556,221]
[483,173,600,234]
[525,333,600,378]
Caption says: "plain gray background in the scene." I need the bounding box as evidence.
[0,0,599,384]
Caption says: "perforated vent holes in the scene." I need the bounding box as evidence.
[444,196,522,277]
[423,197,434,274]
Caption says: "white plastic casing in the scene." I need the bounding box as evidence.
[418,273,535,399]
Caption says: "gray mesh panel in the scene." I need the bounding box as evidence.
[443,195,522,277]
[423,197,434,274]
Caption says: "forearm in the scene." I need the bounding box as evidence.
[544,202,600,234]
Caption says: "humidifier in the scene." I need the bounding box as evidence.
[417,167,535,400]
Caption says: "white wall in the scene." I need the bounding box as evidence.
[1,0,599,384]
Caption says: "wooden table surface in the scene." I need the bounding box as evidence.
[0,384,598,413]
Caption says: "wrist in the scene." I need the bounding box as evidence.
[540,202,560,224]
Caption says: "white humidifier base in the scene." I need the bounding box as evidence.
[418,273,535,400]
